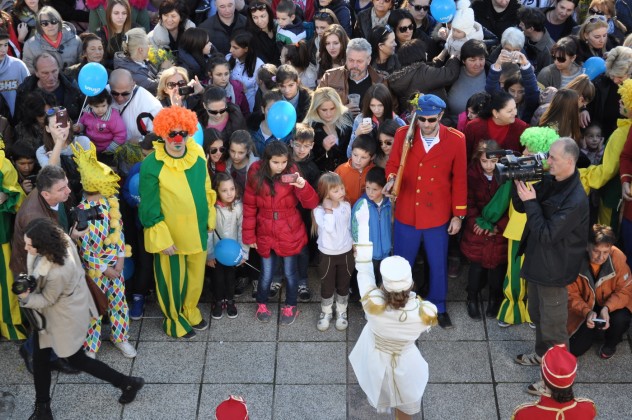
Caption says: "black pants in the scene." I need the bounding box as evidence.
[569,307,632,356]
[466,262,506,302]
[318,250,353,299]
[212,262,236,301]
[33,333,126,403]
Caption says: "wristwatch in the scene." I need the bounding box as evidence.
[456,216,465,221]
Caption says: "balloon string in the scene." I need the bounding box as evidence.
[76,96,88,125]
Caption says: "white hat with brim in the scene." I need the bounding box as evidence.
[380,256,413,292]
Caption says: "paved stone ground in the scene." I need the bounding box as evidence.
[1,265,631,419]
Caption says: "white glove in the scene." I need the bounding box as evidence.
[354,200,372,262]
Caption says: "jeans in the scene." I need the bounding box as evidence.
[271,245,309,288]
[258,252,299,306]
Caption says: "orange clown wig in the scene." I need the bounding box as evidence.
[152,106,199,140]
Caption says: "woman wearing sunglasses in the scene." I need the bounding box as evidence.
[200,86,247,142]
[373,118,398,168]
[354,0,393,40]
[387,8,416,48]
[403,0,435,36]
[587,0,627,43]
[156,66,204,109]
[205,128,227,177]
[537,36,582,89]
[21,6,81,74]
[576,15,616,63]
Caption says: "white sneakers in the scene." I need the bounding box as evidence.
[113,340,137,358]
[317,312,333,331]
[335,312,348,331]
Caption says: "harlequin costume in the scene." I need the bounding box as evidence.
[139,106,216,338]
[0,141,26,340]
[384,95,467,314]
[71,142,133,354]
[477,127,558,326]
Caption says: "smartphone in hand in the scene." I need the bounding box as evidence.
[281,173,298,183]
[56,107,69,128]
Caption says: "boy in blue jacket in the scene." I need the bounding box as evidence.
[351,167,392,286]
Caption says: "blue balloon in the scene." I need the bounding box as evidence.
[192,122,204,146]
[267,101,297,139]
[123,258,135,279]
[431,0,457,23]
[78,63,108,97]
[129,173,140,199]
[582,57,606,81]
[214,239,242,266]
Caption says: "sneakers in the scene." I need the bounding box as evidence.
[226,300,238,318]
[280,305,299,325]
[335,312,348,331]
[192,319,209,331]
[211,301,223,320]
[528,322,536,329]
[317,312,333,331]
[599,345,616,359]
[498,320,511,328]
[234,277,250,297]
[269,282,282,298]
[113,341,137,358]
[129,294,145,320]
[298,285,312,302]
[181,330,196,339]
[119,376,145,404]
[255,303,272,322]
[251,280,258,298]
[515,353,542,366]
[527,379,548,396]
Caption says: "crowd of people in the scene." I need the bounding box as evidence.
[1,0,632,418]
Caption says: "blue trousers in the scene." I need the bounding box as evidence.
[258,251,299,306]
[393,220,449,313]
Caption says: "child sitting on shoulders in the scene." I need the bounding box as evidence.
[434,0,484,62]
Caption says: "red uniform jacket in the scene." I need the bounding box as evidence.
[463,117,528,160]
[242,162,319,258]
[385,124,467,229]
[618,124,632,221]
[512,395,596,420]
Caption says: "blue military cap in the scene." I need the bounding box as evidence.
[416,94,446,117]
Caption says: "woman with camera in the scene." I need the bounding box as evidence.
[17,218,144,419]
[566,224,632,359]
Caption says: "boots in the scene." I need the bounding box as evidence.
[317,296,334,331]
[28,401,53,420]
[486,295,500,318]
[118,376,145,404]
[335,293,349,331]
[466,297,481,320]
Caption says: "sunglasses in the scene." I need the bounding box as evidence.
[552,55,567,63]
[398,24,415,33]
[40,19,59,27]
[587,15,607,23]
[210,146,226,154]
[314,12,332,20]
[111,90,132,97]
[168,130,189,138]
[381,24,393,37]
[45,107,61,116]
[412,5,430,11]
[166,80,187,89]
[588,8,604,15]
[249,3,266,11]
[418,116,438,123]
[379,140,393,146]
[206,107,228,115]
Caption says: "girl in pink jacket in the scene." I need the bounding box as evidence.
[76,90,127,158]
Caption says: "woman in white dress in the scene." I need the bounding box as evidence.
[349,201,438,419]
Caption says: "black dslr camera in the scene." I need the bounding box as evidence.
[69,205,103,231]
[11,273,37,295]
[486,150,548,184]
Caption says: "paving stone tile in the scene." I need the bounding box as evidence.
[277,302,347,342]
[446,272,468,302]
[575,343,632,383]
[423,384,497,420]
[0,385,35,420]
[52,383,123,419]
[421,341,492,383]
[203,342,275,384]
[138,302,211,342]
[347,341,358,385]
[347,384,422,419]
[574,383,632,419]
[0,342,37,385]
[132,341,206,383]
[122,384,199,419]
[57,340,134,384]
[423,303,486,341]
[486,318,536,341]
[347,303,366,342]
[488,341,541,384]
[276,342,346,384]
[495,383,537,420]
[274,385,346,420]
[208,303,278,342]
[198,384,273,420]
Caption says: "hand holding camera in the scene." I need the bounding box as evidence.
[12,273,37,297]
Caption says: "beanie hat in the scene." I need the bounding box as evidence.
[451,0,476,36]
[380,256,413,292]
[541,345,577,389]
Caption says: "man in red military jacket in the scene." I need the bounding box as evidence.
[384,94,467,328]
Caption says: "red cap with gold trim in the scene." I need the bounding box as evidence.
[541,344,577,389]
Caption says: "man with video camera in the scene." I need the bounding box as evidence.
[512,137,589,394]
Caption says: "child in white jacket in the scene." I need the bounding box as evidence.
[436,0,484,60]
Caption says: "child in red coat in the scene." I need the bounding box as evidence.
[460,140,509,320]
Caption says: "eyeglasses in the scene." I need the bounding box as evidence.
[210,146,226,154]
[587,15,607,23]
[40,19,59,27]
[166,80,187,89]
[398,24,415,33]
[412,5,430,11]
[552,55,567,63]
[111,90,132,97]
[249,3,266,11]
[168,130,189,138]
[206,107,228,115]
[379,140,393,146]
[418,116,438,123]
[588,8,605,15]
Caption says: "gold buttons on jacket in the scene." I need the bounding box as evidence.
[417,176,421,180]
[416,189,420,193]
[416,202,419,206]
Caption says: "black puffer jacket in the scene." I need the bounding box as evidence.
[472,0,521,39]
[513,170,589,287]
[15,73,84,122]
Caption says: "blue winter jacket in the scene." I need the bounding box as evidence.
[351,194,392,261]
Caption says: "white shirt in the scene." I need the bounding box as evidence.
[313,202,353,255]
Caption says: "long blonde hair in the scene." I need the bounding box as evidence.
[311,172,345,237]
[303,87,351,131]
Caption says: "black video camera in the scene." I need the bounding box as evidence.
[69,205,103,231]
[11,273,37,295]
[486,150,548,184]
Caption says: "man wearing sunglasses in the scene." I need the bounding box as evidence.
[405,0,436,36]
[384,94,467,329]
[108,69,162,143]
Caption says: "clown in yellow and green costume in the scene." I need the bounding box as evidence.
[0,141,26,340]
[476,128,559,326]
[139,107,216,338]
[71,142,134,355]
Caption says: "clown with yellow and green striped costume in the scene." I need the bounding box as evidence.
[139,106,216,338]
[0,140,26,340]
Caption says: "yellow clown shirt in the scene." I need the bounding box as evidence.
[139,138,216,254]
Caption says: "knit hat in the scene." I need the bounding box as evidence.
[380,256,413,292]
[215,395,249,420]
[541,345,577,389]
[72,141,121,197]
[451,0,476,36]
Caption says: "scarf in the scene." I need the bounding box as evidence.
[224,82,236,104]
[370,9,390,28]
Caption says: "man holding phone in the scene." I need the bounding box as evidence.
[566,224,632,360]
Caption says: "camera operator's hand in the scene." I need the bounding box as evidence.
[599,306,610,330]
[515,181,536,201]
[162,244,177,256]
[586,311,597,329]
